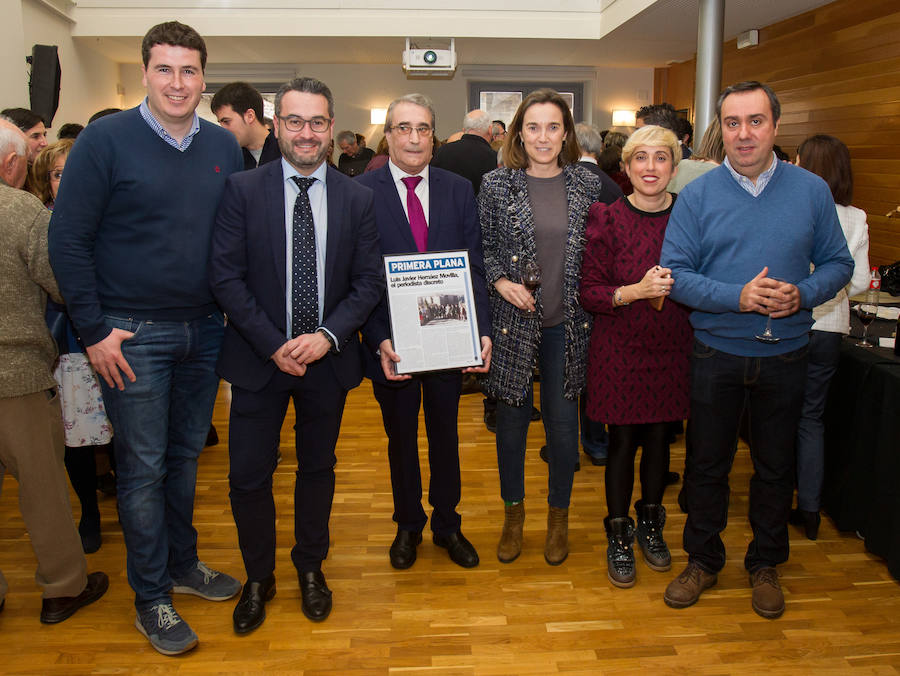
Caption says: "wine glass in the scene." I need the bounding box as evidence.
[522,260,542,314]
[857,286,880,347]
[755,275,784,344]
[755,314,780,344]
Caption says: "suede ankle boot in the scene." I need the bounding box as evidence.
[497,502,525,563]
[544,506,568,565]
[635,500,671,571]
[605,515,636,588]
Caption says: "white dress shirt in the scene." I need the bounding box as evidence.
[388,160,429,227]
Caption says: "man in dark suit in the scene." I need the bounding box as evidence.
[357,94,491,571]
[209,77,383,634]
[574,122,624,207]
[431,109,498,196]
[211,82,281,170]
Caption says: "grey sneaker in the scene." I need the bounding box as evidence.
[172,561,240,601]
[135,602,198,656]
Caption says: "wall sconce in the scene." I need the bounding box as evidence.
[370,108,387,125]
[612,109,636,127]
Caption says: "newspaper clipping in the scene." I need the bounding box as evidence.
[383,250,483,375]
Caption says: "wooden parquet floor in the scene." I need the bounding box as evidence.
[1,380,899,675]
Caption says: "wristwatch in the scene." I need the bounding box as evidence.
[316,328,337,351]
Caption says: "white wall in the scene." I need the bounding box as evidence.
[0,0,28,107]
[19,0,121,129]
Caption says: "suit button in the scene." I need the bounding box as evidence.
[583,322,589,329]
[501,328,508,335]
[511,255,518,263]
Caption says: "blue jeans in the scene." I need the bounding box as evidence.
[496,324,579,508]
[683,339,807,574]
[580,395,608,460]
[100,312,224,607]
[795,330,842,511]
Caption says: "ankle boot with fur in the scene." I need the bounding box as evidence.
[635,500,671,571]
[497,502,525,563]
[605,515,636,588]
[544,506,568,565]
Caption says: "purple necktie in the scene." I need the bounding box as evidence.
[401,175,428,252]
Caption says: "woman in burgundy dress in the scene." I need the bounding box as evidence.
[581,125,692,588]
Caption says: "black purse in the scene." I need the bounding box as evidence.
[879,261,900,296]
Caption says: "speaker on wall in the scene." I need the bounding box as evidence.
[28,44,61,126]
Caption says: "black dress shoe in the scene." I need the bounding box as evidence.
[539,445,580,472]
[433,531,479,568]
[665,471,680,486]
[390,530,422,569]
[233,575,276,635]
[299,570,332,622]
[40,571,109,624]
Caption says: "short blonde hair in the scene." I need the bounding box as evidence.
[621,125,680,168]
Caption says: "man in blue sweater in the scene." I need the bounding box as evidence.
[660,81,852,619]
[48,22,244,655]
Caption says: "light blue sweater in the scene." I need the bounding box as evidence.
[660,160,853,356]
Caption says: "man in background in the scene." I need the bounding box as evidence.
[336,129,374,176]
[432,109,498,196]
[0,116,109,626]
[212,81,280,170]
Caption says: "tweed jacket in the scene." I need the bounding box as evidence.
[478,164,602,405]
[0,179,63,397]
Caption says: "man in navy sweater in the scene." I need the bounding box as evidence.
[660,81,852,619]
[49,22,244,656]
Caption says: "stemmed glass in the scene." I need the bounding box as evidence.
[857,285,880,347]
[522,260,542,314]
[755,276,788,344]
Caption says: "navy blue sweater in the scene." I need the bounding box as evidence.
[49,107,243,346]
[660,160,853,356]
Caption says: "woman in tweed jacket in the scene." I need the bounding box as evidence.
[477,89,602,566]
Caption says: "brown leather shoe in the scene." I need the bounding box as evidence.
[750,566,785,619]
[664,562,717,608]
[497,502,525,563]
[40,571,109,624]
[544,506,569,566]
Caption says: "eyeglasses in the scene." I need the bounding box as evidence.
[278,116,332,133]
[388,124,434,138]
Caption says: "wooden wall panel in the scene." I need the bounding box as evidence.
[658,0,900,266]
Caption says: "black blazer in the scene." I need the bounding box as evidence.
[210,160,384,392]
[356,164,491,384]
[431,134,498,196]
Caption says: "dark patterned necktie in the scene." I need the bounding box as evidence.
[290,175,318,337]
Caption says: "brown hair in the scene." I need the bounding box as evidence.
[796,134,853,206]
[141,21,207,71]
[502,89,580,170]
[29,138,74,205]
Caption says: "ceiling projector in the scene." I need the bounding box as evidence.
[402,38,457,75]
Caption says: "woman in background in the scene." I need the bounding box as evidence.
[31,139,113,553]
[667,120,724,193]
[791,134,870,540]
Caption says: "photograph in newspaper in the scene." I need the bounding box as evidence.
[383,250,483,375]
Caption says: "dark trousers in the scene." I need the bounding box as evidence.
[683,339,807,573]
[228,361,347,580]
[372,372,463,536]
[795,330,842,511]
